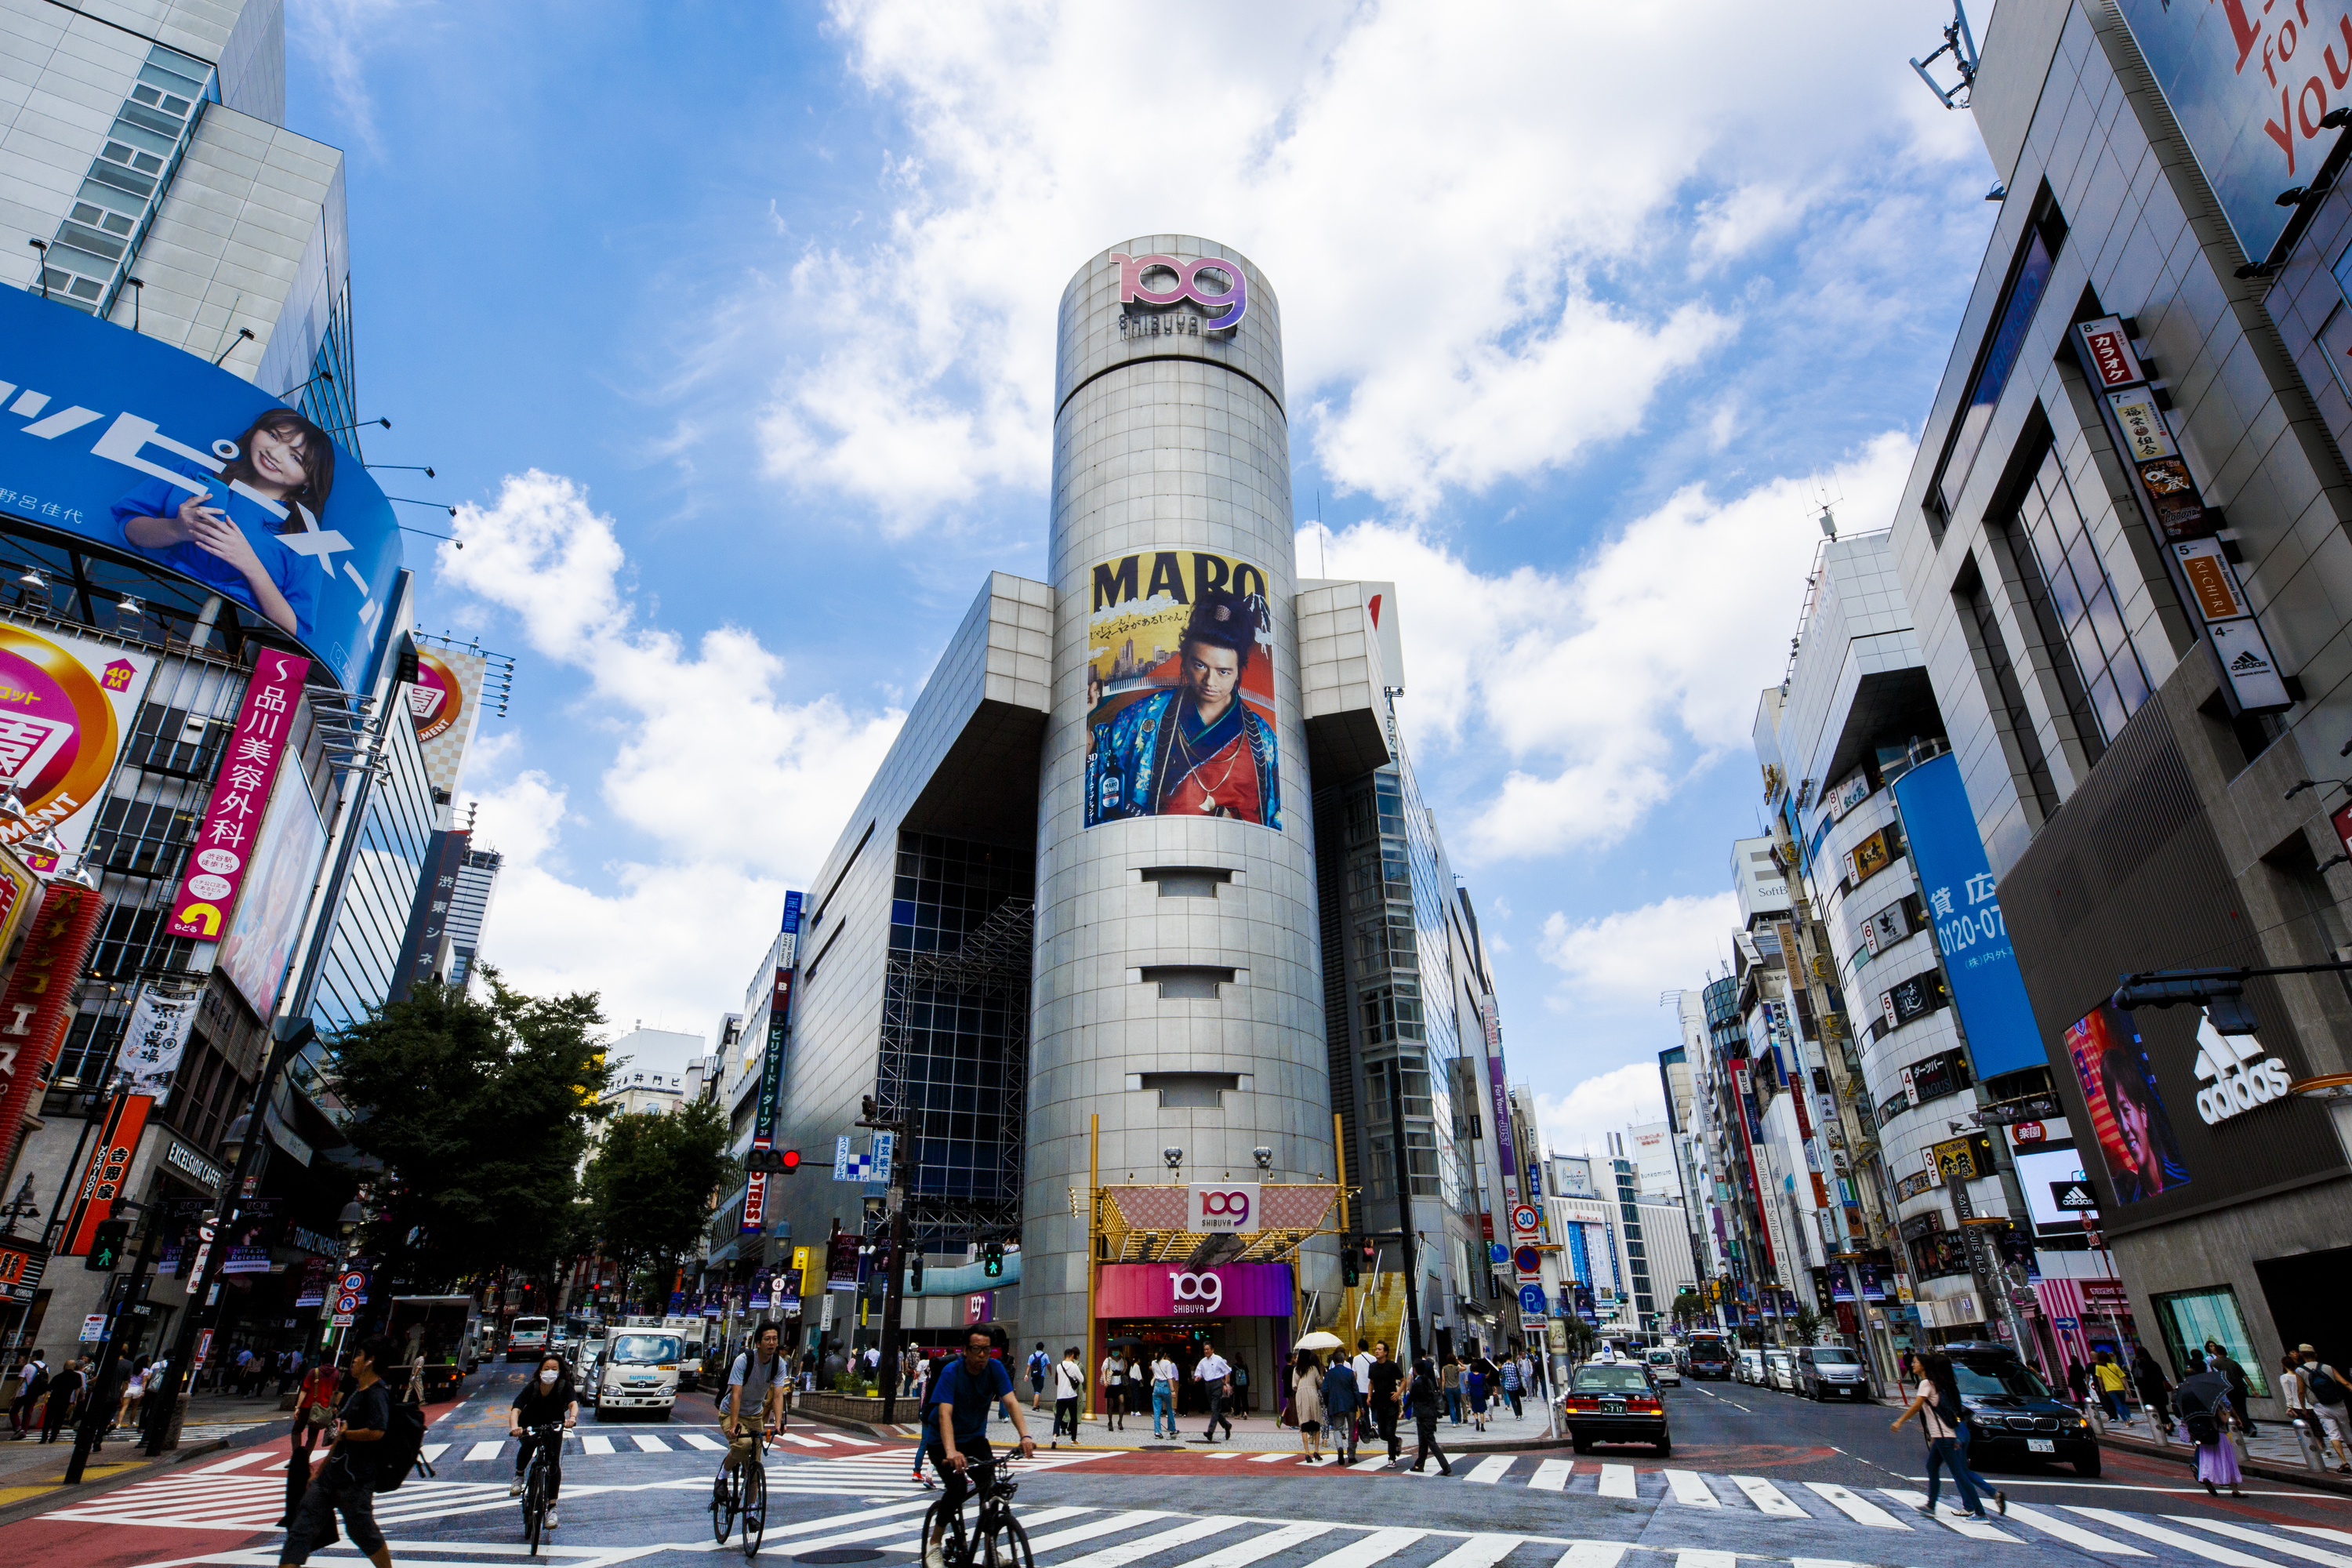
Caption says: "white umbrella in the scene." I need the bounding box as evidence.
[1294,1330,1344,1351]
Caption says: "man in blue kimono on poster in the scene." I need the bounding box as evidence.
[1087,589,1279,829]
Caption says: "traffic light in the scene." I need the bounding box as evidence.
[1342,1238,1362,1287]
[85,1218,129,1271]
[982,1241,1004,1278]
[744,1148,801,1174]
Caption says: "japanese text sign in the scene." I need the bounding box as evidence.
[62,1092,151,1254]
[0,882,103,1173]
[165,652,310,941]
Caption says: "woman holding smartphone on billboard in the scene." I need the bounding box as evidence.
[112,408,331,642]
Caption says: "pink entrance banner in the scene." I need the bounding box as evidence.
[1098,1261,1290,1317]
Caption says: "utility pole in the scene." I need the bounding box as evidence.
[858,1098,911,1422]
[1385,1058,1423,1363]
[66,1197,161,1483]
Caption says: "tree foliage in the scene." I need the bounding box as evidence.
[584,1094,733,1315]
[330,970,609,1290]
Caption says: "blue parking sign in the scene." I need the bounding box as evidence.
[1519,1284,1547,1316]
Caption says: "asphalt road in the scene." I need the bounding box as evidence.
[5,1363,2352,1568]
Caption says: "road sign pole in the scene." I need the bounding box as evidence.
[65,1200,162,1483]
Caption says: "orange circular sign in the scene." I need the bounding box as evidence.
[0,622,122,844]
[409,649,463,744]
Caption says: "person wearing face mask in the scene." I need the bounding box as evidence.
[507,1355,579,1528]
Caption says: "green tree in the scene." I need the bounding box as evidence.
[1671,1287,1704,1329]
[331,971,611,1290]
[584,1094,733,1315]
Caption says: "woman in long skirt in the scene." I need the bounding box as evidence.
[1291,1351,1325,1461]
[2191,1408,2245,1495]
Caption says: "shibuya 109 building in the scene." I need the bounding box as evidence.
[718,239,1534,1381]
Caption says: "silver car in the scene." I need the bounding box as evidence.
[1795,1345,1871,1401]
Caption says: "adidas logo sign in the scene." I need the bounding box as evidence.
[2229,648,2270,672]
[2193,1014,2288,1125]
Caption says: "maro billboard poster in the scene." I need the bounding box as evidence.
[1083,549,1279,829]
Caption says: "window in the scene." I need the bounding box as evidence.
[2153,1286,2271,1396]
[1955,562,2061,822]
[2006,445,2151,747]
[1937,194,2069,520]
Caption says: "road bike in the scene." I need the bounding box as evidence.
[710,1423,771,1558]
[925,1455,1033,1568]
[518,1421,568,1555]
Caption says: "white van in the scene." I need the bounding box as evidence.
[593,1330,684,1420]
[662,1316,709,1388]
[506,1316,551,1363]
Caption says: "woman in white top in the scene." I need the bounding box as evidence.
[1099,1350,1129,1432]
[1150,1352,1179,1439]
[1892,1352,1997,1519]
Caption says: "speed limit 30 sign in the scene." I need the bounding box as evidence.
[1509,1203,1541,1237]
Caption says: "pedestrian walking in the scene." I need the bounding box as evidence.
[2174,1365,2245,1496]
[2297,1346,2352,1474]
[1499,1350,1524,1418]
[1440,1355,1462,1425]
[1321,1352,1360,1464]
[1098,1347,1128,1432]
[10,1349,45,1438]
[2131,1345,2172,1430]
[2063,1359,2090,1410]
[40,1358,84,1443]
[1232,1358,1250,1415]
[1404,1353,1453,1475]
[283,1356,344,1526]
[1149,1348,1178,1439]
[1465,1357,1489,1432]
[1194,1345,1234,1442]
[1893,1352,1997,1521]
[1291,1350,1325,1461]
[2205,1341,2257,1436]
[1349,1340,1374,1447]
[2092,1351,2130,1421]
[1027,1343,1050,1412]
[1051,1346,1083,1444]
[278,1335,398,1568]
[1367,1341,1403,1461]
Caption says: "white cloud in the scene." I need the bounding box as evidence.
[1531,1065,1669,1163]
[735,1,1984,524]
[1312,430,1917,859]
[1538,893,1740,1008]
[434,471,906,1030]
[285,0,408,154]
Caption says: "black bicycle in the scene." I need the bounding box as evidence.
[710,1425,770,1558]
[518,1421,567,1555]
[925,1456,1033,1568]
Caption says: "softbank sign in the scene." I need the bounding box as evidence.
[1113,252,1248,332]
[1189,1181,1259,1234]
[1097,1261,1292,1319]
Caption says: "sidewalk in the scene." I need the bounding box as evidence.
[2087,1406,2352,1498]
[0,1391,291,1513]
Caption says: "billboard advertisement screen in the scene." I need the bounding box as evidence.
[2114,0,2352,266]
[1083,550,1279,829]
[0,289,401,693]
[1890,753,2048,1079]
[2064,1003,2190,1207]
[0,622,151,871]
[217,765,328,1017]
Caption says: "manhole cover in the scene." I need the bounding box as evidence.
[797,1552,886,1564]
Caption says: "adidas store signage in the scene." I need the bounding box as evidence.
[2208,619,2291,710]
[2192,1015,2290,1127]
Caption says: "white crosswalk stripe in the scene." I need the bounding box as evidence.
[1727,1475,1803,1517]
[463,1440,503,1461]
[1461,1456,1514,1484]
[2000,1499,2152,1556]
[1552,1548,1626,1568]
[1424,1534,1522,1568]
[1528,1458,1572,1491]
[419,1443,450,1461]
[1051,1514,1241,1568]
[580,1435,615,1455]
[1298,1526,1426,1568]
[1800,1481,1907,1529]
[1596,1464,1636,1499]
[1661,1470,1717,1507]
[1178,1521,1337,1568]
[2179,1517,2352,1566]
[2070,1508,2281,1565]
[630,1434,670,1452]
[1878,1488,2016,1542]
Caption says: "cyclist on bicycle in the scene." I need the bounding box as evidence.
[508,1353,579,1528]
[720,1322,789,1476]
[923,1326,1036,1568]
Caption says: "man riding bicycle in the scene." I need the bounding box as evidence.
[722,1322,789,1475]
[923,1327,1036,1568]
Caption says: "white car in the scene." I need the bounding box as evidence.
[1644,1348,1682,1386]
[593,1330,683,1420]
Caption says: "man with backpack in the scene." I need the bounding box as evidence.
[1027,1343,1050,1413]
[720,1323,789,1476]
[2298,1345,2352,1475]
[11,1349,46,1438]
[279,1335,403,1568]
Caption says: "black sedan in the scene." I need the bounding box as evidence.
[1560,1363,1670,1455]
[1945,1342,2100,1478]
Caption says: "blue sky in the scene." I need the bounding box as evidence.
[293,2,2005,1152]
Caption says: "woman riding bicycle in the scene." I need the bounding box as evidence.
[923,1327,1036,1568]
[507,1354,579,1529]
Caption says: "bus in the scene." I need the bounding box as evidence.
[506,1315,552,1362]
[1683,1333,1732,1380]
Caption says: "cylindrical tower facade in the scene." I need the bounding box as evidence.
[1024,238,1334,1357]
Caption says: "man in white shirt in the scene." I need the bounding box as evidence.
[1194,1349,1234,1442]
[1051,1347,1084,1445]
[1350,1340,1375,1446]
[10,1350,45,1438]
[1149,1351,1178,1439]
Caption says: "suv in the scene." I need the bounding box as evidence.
[1942,1341,2100,1478]
[1795,1345,1871,1401]
[1735,1348,1766,1385]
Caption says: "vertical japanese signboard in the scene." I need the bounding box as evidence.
[114,982,201,1102]
[742,891,803,1234]
[389,829,470,1002]
[60,1092,151,1254]
[165,651,311,940]
[0,881,104,1175]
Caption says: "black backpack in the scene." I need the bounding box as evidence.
[373,1395,428,1493]
[2310,1366,2350,1407]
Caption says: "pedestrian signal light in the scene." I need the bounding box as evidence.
[86,1218,130,1271]
[1342,1248,1359,1287]
[982,1241,1004,1278]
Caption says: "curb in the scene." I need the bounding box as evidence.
[2094,1428,2352,1498]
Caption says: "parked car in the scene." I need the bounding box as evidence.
[1644,1348,1682,1387]
[1942,1341,2100,1478]
[571,1329,608,1387]
[1762,1348,1798,1392]
[593,1330,684,1421]
[1735,1349,1766,1385]
[1795,1345,1871,1401]
[1561,1361,1670,1455]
